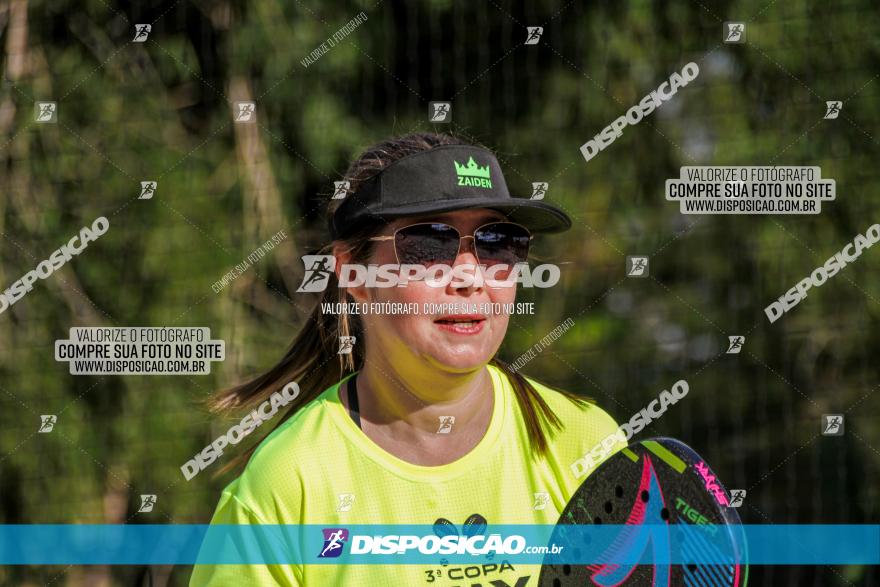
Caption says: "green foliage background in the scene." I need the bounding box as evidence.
[0,0,878,584]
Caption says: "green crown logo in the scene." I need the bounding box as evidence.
[454,157,491,179]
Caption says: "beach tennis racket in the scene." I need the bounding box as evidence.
[539,437,748,586]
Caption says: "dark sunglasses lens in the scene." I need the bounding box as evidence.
[395,223,460,266]
[474,223,530,266]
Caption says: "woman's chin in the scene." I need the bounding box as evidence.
[424,350,492,372]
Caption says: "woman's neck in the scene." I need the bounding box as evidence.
[346,361,495,466]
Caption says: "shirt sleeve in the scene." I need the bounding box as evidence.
[189,489,302,587]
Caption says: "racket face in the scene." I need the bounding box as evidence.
[539,437,747,587]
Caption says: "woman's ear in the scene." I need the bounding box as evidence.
[332,242,353,268]
[332,242,370,304]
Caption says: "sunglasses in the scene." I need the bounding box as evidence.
[368,221,532,268]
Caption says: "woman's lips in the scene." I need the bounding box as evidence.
[433,314,487,335]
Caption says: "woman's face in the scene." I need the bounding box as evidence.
[336,208,520,373]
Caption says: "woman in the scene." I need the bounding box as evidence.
[190,132,621,586]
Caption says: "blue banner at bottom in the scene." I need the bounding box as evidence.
[0,524,877,565]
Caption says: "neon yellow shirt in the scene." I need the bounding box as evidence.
[190,364,620,586]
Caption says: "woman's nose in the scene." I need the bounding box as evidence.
[453,236,479,266]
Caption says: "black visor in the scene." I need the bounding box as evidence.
[329,144,572,239]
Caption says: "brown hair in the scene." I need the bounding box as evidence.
[210,131,592,476]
